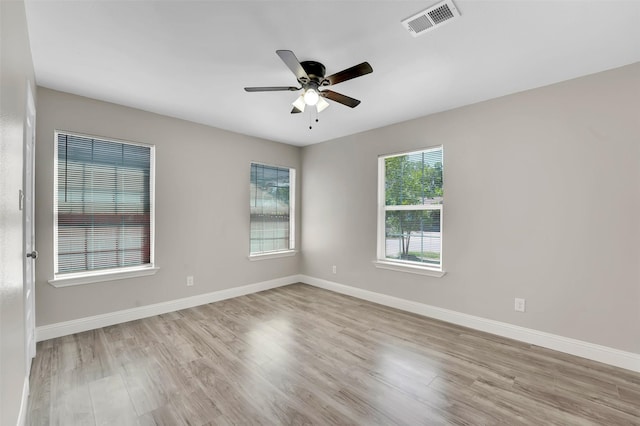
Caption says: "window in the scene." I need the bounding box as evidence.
[250,163,295,257]
[53,132,155,282]
[377,146,443,274]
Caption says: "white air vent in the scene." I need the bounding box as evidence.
[401,0,460,37]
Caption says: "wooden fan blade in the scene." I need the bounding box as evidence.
[244,86,300,92]
[291,107,303,114]
[325,62,373,86]
[276,50,310,83]
[320,90,361,108]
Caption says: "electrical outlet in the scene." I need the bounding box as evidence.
[514,298,526,312]
[186,276,194,287]
[332,265,337,274]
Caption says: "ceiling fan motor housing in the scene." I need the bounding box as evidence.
[300,61,330,87]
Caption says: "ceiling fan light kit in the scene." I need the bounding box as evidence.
[244,49,373,121]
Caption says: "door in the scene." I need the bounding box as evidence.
[23,83,36,374]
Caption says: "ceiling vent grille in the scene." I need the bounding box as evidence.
[401,0,460,37]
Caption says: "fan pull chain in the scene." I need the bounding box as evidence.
[308,107,320,130]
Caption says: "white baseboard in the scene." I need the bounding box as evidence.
[300,275,640,373]
[36,275,302,342]
[17,376,29,426]
[35,273,640,373]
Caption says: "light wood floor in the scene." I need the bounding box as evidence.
[27,283,640,425]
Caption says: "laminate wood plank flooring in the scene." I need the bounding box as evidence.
[26,283,640,425]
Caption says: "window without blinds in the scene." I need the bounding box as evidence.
[379,146,443,269]
[55,132,154,275]
[250,163,294,254]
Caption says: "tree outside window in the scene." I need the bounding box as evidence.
[383,147,443,267]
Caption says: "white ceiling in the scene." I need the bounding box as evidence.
[25,1,640,147]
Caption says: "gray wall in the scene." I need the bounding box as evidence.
[33,63,640,358]
[301,63,640,354]
[35,88,301,326]
[0,0,35,424]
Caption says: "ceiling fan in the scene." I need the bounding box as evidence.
[244,50,373,114]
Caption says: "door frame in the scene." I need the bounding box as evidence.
[23,82,36,375]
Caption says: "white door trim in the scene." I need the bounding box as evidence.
[23,82,37,375]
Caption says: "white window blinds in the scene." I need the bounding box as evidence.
[380,146,443,268]
[250,163,294,254]
[55,132,154,275]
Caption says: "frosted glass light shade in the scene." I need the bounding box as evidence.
[292,95,306,112]
[316,97,330,113]
[303,88,319,106]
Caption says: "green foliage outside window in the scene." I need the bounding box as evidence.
[385,149,443,263]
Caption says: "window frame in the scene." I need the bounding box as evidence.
[375,146,445,277]
[248,161,296,260]
[49,130,158,287]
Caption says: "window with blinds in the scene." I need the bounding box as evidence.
[250,163,295,255]
[54,132,154,276]
[378,146,443,269]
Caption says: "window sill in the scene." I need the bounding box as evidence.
[248,250,297,261]
[48,265,160,287]
[373,260,446,277]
